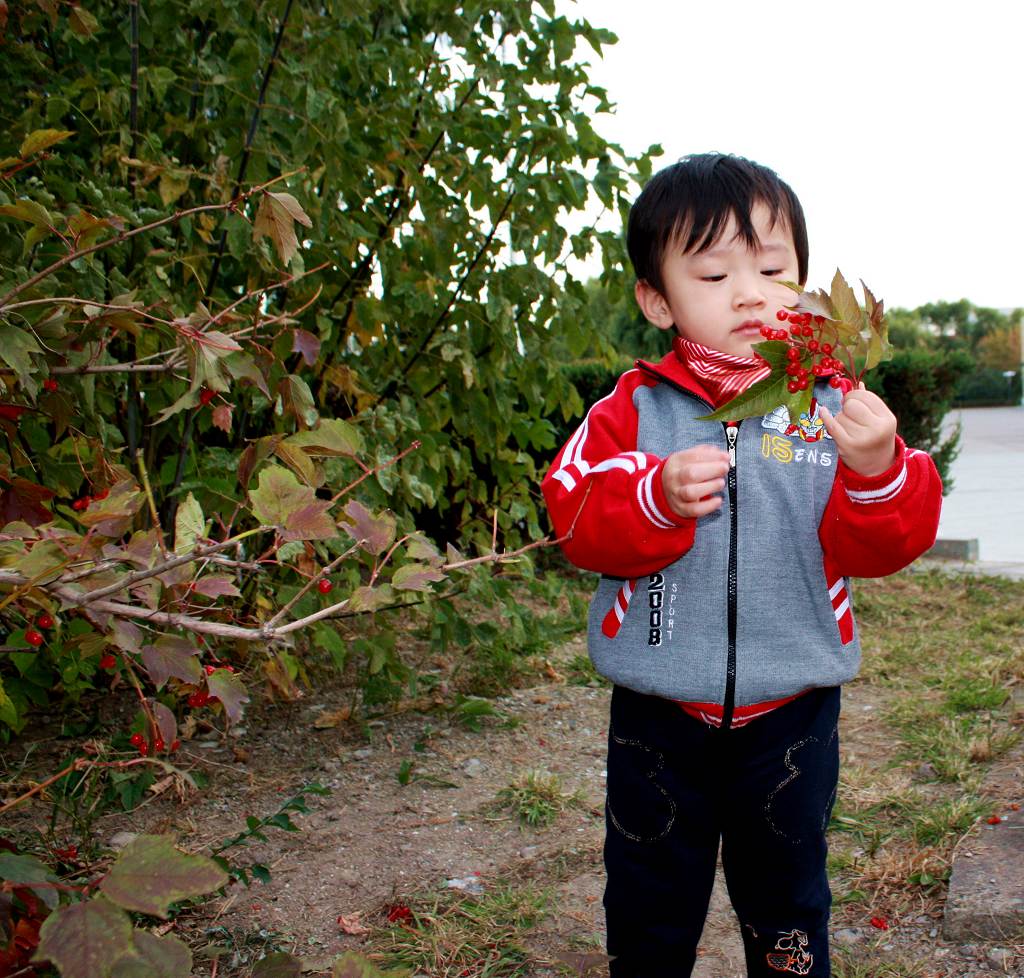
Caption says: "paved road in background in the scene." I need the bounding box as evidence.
[937,405,1024,564]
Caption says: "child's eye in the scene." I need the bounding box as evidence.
[700,275,726,282]
[762,268,784,277]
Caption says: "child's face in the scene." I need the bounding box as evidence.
[635,202,800,358]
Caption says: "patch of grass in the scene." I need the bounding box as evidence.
[564,654,609,688]
[832,947,928,978]
[892,709,1019,784]
[494,770,584,828]
[905,793,993,847]
[376,883,548,978]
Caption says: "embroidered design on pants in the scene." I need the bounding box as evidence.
[766,929,813,974]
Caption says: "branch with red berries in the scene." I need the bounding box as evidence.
[700,270,890,422]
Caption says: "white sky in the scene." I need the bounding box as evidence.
[564,0,1024,311]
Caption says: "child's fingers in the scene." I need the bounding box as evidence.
[817,404,842,441]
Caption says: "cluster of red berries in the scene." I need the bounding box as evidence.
[71,487,110,511]
[129,731,181,757]
[24,612,56,647]
[761,310,848,394]
[42,378,59,393]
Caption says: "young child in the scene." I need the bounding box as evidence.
[542,154,942,977]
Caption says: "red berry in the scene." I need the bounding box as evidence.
[154,738,165,752]
[776,310,788,322]
[72,497,90,511]
[789,326,801,337]
[188,690,209,708]
[25,629,44,647]
[93,488,109,501]
[786,363,800,377]
[773,330,788,341]
[801,313,813,326]
[99,653,117,669]
[869,916,889,930]
[37,613,55,629]
[199,388,217,406]
[801,325,813,337]
[129,733,145,747]
[807,339,820,352]
[797,368,809,380]
[829,376,842,389]
[786,347,801,361]
[137,742,149,756]
[43,378,59,392]
[812,364,826,377]
[787,380,800,394]
[797,378,809,390]
[205,664,216,675]
[317,578,333,594]
[814,315,826,325]
[170,739,181,752]
[821,343,833,355]
[760,325,773,338]
[787,312,802,324]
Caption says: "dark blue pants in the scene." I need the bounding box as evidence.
[604,684,841,977]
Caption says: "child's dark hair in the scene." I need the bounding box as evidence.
[627,153,808,293]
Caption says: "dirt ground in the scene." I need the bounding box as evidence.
[5,626,1022,977]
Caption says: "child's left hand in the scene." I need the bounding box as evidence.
[817,383,897,477]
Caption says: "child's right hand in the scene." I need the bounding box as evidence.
[661,445,731,519]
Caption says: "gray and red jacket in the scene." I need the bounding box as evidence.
[541,348,942,728]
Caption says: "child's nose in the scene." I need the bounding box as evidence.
[733,276,767,308]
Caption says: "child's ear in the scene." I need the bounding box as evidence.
[634,280,675,332]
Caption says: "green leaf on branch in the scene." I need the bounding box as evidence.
[35,897,134,978]
[253,192,312,266]
[283,418,364,457]
[110,930,192,978]
[0,323,42,384]
[174,492,204,552]
[391,562,446,592]
[19,128,74,157]
[207,668,250,722]
[99,835,228,918]
[248,465,336,541]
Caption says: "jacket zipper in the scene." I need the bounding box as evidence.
[636,363,742,730]
[722,421,740,730]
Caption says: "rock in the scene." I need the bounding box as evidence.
[445,876,485,894]
[352,748,372,760]
[462,758,483,778]
[832,928,864,946]
[109,831,138,850]
[944,807,1024,940]
[987,947,1013,968]
[519,846,539,859]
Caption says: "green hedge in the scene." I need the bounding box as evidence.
[954,367,1022,407]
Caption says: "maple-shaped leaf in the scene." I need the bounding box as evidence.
[34,897,133,978]
[291,328,321,366]
[248,465,336,541]
[284,418,364,457]
[273,440,318,487]
[77,481,144,537]
[191,574,242,599]
[341,500,396,555]
[0,478,54,527]
[211,403,233,433]
[99,835,228,918]
[109,618,144,653]
[0,852,60,910]
[253,191,312,265]
[251,952,304,978]
[152,700,177,749]
[109,930,192,978]
[141,636,202,689]
[206,668,250,723]
[406,532,443,565]
[19,129,73,158]
[347,584,394,613]
[391,562,446,592]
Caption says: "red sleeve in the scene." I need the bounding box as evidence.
[541,369,695,577]
[819,435,943,578]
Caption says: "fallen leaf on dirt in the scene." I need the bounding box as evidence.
[313,707,351,729]
[232,746,250,763]
[336,913,369,935]
[147,775,176,798]
[543,660,565,682]
[532,694,550,705]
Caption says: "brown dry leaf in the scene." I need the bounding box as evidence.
[147,775,176,798]
[544,659,566,682]
[313,706,351,729]
[336,912,369,935]
[232,746,250,763]
[532,694,550,705]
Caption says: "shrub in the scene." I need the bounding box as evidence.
[953,367,1022,407]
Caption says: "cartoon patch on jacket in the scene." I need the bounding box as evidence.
[762,402,832,443]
